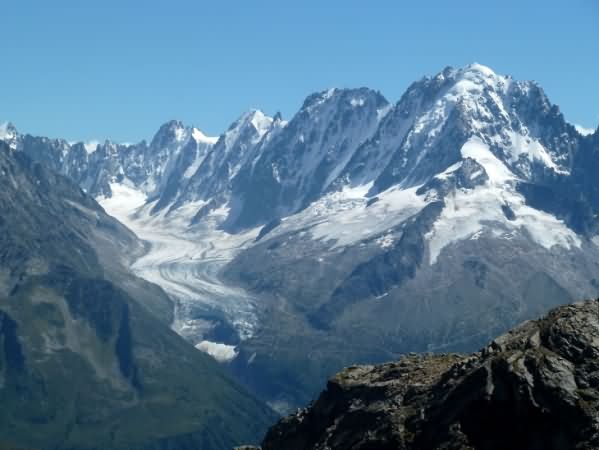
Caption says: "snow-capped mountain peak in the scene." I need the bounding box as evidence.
[226,87,391,228]
[150,120,188,148]
[249,110,274,137]
[223,109,273,149]
[360,63,571,196]
[442,63,512,104]
[7,64,599,389]
[463,62,498,77]
[300,87,388,117]
[451,62,505,82]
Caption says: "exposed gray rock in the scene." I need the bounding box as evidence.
[262,300,599,449]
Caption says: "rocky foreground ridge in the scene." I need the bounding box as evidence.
[256,300,599,449]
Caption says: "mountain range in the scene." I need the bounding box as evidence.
[0,141,273,449]
[2,63,599,414]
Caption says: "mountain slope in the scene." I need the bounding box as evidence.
[4,63,599,414]
[221,64,599,409]
[229,88,389,229]
[261,299,599,450]
[0,142,273,450]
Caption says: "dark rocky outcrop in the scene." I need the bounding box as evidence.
[261,300,599,449]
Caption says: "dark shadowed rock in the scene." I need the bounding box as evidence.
[262,300,599,450]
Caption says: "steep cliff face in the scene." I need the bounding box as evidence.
[262,300,599,450]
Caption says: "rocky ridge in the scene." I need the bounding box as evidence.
[261,300,599,449]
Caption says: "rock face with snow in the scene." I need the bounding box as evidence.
[4,64,599,412]
[0,142,274,450]
[223,64,599,409]
[261,300,599,450]
[9,119,217,201]
[171,110,280,223]
[229,88,389,229]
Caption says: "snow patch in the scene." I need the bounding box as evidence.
[350,97,365,107]
[375,234,394,249]
[0,122,17,149]
[575,124,595,136]
[461,137,514,183]
[195,341,238,363]
[83,140,100,154]
[377,103,393,121]
[192,127,218,144]
[464,63,497,78]
[250,110,274,138]
[426,185,581,264]
[505,131,565,174]
[272,183,426,248]
[426,138,581,264]
[97,183,147,222]
[183,139,214,179]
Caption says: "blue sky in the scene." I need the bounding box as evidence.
[1,0,598,142]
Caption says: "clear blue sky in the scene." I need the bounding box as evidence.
[1,0,598,142]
